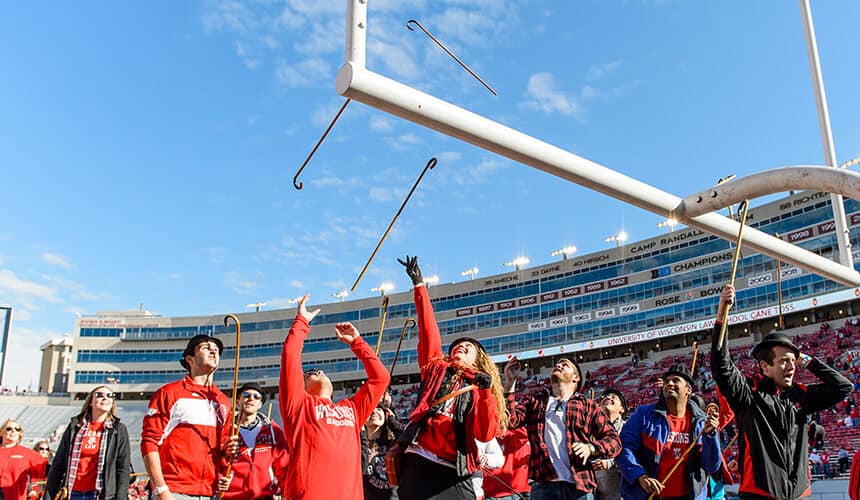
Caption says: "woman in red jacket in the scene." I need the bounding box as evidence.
[396,255,507,500]
[0,419,47,500]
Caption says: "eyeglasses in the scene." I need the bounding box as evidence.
[94,392,117,399]
[37,447,50,451]
[5,426,21,432]
[241,391,262,400]
[303,368,322,379]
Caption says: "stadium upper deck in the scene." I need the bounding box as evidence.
[69,191,860,397]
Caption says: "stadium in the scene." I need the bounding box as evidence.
[15,190,846,479]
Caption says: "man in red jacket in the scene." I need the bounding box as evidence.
[142,334,232,500]
[219,382,289,500]
[279,294,389,500]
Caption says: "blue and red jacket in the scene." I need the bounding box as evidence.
[616,399,721,500]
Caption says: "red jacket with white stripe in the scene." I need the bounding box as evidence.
[141,376,231,496]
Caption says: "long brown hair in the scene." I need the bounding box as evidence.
[78,385,119,421]
[0,418,22,445]
[472,350,509,433]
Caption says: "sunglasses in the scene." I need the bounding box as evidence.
[37,447,50,451]
[241,391,262,400]
[5,426,21,432]
[303,368,322,379]
[94,392,117,400]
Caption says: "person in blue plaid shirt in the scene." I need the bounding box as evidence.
[504,357,621,500]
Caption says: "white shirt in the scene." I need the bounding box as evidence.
[544,396,573,483]
[472,438,505,498]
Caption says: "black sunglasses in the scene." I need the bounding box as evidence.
[37,447,50,451]
[303,368,322,378]
[241,391,262,400]
[94,391,117,399]
[5,426,21,432]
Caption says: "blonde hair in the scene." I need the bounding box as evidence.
[0,418,22,445]
[77,386,119,421]
[472,349,509,434]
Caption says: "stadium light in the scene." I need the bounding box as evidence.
[460,267,479,280]
[550,245,577,260]
[332,290,349,302]
[371,283,394,296]
[656,218,678,232]
[605,230,628,247]
[504,256,530,270]
[423,275,440,286]
[245,302,266,312]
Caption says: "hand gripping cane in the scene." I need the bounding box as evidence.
[219,314,242,499]
[716,200,749,351]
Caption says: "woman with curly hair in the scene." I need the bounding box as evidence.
[46,386,131,500]
[394,255,507,500]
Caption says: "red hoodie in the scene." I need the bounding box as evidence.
[0,445,46,500]
[222,416,289,500]
[279,315,389,500]
[483,427,530,498]
[141,375,231,496]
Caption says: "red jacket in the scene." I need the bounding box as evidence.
[222,416,289,500]
[483,427,530,498]
[141,376,231,496]
[0,445,46,500]
[278,315,389,500]
[407,284,500,474]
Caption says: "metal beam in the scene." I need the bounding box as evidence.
[677,166,860,218]
[337,0,860,287]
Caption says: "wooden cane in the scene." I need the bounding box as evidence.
[351,158,437,292]
[389,317,416,377]
[220,314,242,498]
[716,200,749,350]
[375,295,390,355]
[647,426,708,500]
[690,341,699,374]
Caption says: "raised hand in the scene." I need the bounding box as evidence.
[397,255,424,285]
[335,322,361,345]
[298,294,321,323]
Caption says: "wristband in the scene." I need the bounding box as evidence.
[800,353,812,368]
[154,486,170,496]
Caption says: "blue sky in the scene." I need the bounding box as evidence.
[1,1,859,389]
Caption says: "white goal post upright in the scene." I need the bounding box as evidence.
[336,0,860,287]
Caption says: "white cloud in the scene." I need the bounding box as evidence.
[368,40,420,80]
[13,308,32,321]
[41,252,73,269]
[63,306,87,317]
[3,324,67,390]
[437,151,463,162]
[275,58,331,88]
[289,279,305,288]
[41,275,116,302]
[586,60,623,81]
[224,271,259,295]
[519,72,583,118]
[293,20,343,55]
[369,115,395,132]
[368,186,408,203]
[0,270,61,304]
[444,157,508,186]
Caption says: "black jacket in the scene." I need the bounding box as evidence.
[710,324,852,499]
[45,415,132,500]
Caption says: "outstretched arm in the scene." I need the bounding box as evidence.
[279,295,320,426]
[337,322,391,425]
[710,285,753,410]
[400,256,443,369]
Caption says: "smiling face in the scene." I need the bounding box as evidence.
[661,375,692,405]
[1,419,22,446]
[449,341,479,367]
[601,392,625,420]
[760,346,797,389]
[304,369,333,398]
[367,407,385,427]
[239,389,263,416]
[89,386,116,417]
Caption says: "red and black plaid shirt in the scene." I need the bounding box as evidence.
[508,390,621,492]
